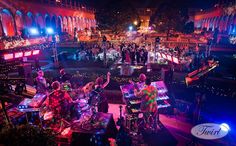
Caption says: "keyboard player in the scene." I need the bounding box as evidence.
[134,78,158,129]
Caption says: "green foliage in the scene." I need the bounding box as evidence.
[150,2,188,36]
[0,125,56,146]
[95,0,139,33]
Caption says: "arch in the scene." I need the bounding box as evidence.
[51,15,57,30]
[72,17,76,30]
[15,10,24,35]
[222,15,228,32]
[212,17,217,30]
[219,16,225,32]
[26,12,35,27]
[215,16,220,29]
[208,18,214,30]
[45,14,51,27]
[63,16,68,32]
[206,18,211,30]
[78,17,82,30]
[67,16,72,34]
[75,17,79,30]
[201,19,206,29]
[35,13,44,29]
[0,9,16,36]
[57,16,63,33]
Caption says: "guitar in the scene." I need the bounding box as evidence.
[116,105,125,126]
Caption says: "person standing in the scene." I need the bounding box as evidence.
[130,48,135,65]
[35,70,48,94]
[136,48,140,64]
[93,72,111,113]
[125,49,131,64]
[59,69,72,83]
[134,78,158,129]
[121,46,125,63]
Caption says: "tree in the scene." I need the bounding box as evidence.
[150,2,188,40]
[95,0,139,33]
[184,21,194,34]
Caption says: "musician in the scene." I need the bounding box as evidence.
[129,73,146,85]
[35,70,48,94]
[134,78,158,128]
[59,69,72,83]
[48,81,75,120]
[92,72,111,113]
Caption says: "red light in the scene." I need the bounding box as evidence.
[173,57,179,64]
[32,50,40,55]
[24,51,32,57]
[4,53,14,60]
[15,52,23,58]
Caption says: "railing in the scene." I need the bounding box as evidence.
[19,0,95,13]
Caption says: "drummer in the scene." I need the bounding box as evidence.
[48,81,77,120]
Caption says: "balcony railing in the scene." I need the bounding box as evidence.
[19,0,95,13]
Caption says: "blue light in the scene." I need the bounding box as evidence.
[29,28,39,35]
[129,26,133,31]
[46,27,54,34]
[220,123,230,132]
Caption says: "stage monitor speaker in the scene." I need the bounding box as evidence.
[17,63,33,85]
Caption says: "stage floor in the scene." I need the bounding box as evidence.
[108,103,192,146]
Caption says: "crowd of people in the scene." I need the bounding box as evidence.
[120,43,148,65]
[73,42,120,62]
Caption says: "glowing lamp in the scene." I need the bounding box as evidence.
[32,50,40,55]
[4,53,14,60]
[220,123,230,132]
[129,26,133,31]
[15,52,23,58]
[24,51,32,57]
[46,27,54,35]
[29,28,39,35]
[133,21,138,26]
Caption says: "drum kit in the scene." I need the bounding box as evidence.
[41,88,100,133]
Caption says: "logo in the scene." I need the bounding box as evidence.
[191,123,229,140]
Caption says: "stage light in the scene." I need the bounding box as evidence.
[29,28,39,35]
[46,27,54,35]
[4,53,14,60]
[15,52,23,58]
[32,50,40,55]
[24,51,32,57]
[133,20,138,26]
[129,26,133,31]
[220,123,230,132]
